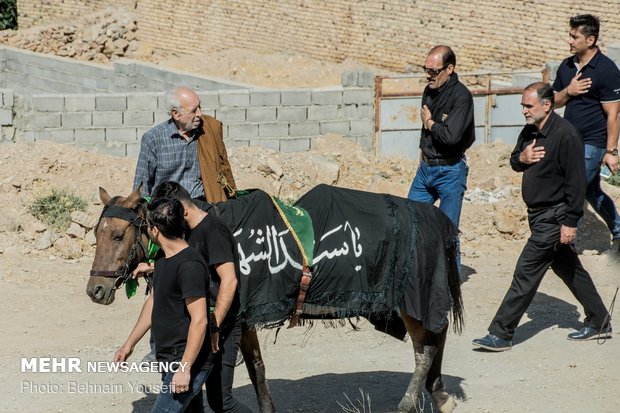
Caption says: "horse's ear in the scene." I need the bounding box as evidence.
[125,185,144,209]
[99,187,111,204]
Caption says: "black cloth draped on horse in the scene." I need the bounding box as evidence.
[215,184,459,335]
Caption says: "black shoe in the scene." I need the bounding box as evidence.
[567,325,612,341]
[472,334,512,352]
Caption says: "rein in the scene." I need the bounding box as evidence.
[89,203,149,290]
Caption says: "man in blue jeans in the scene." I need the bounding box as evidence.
[408,45,475,268]
[553,14,620,252]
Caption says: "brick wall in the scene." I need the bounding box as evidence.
[17,0,136,28]
[16,1,619,72]
[134,0,620,72]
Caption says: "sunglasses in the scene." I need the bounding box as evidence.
[423,65,448,77]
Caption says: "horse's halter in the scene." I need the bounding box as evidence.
[89,202,149,290]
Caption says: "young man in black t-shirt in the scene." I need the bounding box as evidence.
[114,197,214,412]
[152,181,252,413]
[552,14,620,251]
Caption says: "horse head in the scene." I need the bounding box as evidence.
[86,185,149,305]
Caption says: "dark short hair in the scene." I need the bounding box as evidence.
[146,197,186,239]
[570,14,600,44]
[525,82,555,108]
[429,45,456,67]
[152,181,193,205]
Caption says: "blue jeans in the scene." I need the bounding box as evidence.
[152,369,210,413]
[584,144,620,240]
[407,158,468,229]
[408,158,468,270]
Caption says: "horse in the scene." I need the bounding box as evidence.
[86,184,464,413]
[85,186,276,413]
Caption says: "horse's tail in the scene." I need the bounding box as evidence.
[448,240,464,334]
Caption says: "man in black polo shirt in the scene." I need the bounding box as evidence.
[552,14,620,251]
[473,83,611,351]
[407,45,475,270]
[114,197,214,412]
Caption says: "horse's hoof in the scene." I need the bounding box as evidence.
[437,396,457,413]
[396,398,416,413]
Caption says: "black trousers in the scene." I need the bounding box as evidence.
[488,205,609,341]
[205,319,252,413]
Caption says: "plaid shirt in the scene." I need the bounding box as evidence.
[133,119,205,198]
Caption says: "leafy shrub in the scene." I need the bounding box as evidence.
[0,0,18,30]
[29,189,87,230]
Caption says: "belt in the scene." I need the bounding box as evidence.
[422,154,463,166]
[527,202,565,214]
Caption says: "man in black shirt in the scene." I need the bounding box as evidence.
[114,197,213,412]
[552,14,620,251]
[152,181,252,413]
[407,45,475,270]
[473,82,611,351]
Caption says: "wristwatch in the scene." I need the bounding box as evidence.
[606,148,618,156]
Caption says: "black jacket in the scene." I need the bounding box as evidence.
[420,73,476,160]
[510,112,586,227]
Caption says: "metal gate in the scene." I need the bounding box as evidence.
[374,70,544,160]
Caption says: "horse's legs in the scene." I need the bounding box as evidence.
[397,312,455,413]
[239,326,276,413]
[425,327,456,413]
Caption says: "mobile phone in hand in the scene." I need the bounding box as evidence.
[600,164,612,179]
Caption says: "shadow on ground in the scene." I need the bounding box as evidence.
[514,291,582,345]
[460,264,476,284]
[132,371,466,412]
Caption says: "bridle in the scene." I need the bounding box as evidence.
[89,201,150,290]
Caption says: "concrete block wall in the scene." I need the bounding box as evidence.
[0,46,251,94]
[13,82,374,155]
[0,46,116,94]
[0,88,14,141]
[1,46,374,153]
[115,60,255,92]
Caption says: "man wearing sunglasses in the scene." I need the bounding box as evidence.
[407,45,475,270]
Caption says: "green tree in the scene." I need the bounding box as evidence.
[0,0,18,30]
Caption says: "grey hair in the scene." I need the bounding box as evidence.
[165,87,183,116]
[525,82,555,108]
